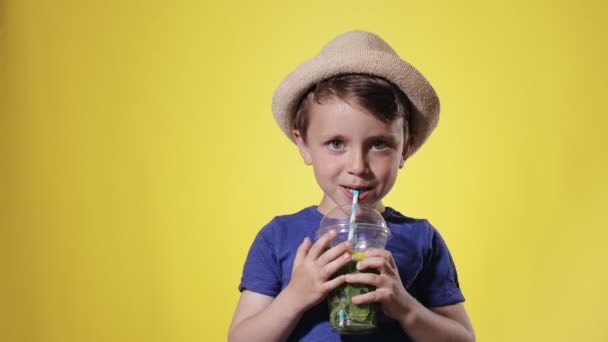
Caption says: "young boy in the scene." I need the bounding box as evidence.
[228,31,475,341]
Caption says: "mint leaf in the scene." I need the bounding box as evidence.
[349,303,371,320]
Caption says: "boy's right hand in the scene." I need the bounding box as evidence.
[285,230,352,312]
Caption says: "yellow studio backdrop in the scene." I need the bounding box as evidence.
[1,0,607,341]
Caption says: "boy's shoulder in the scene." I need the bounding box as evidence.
[267,206,321,227]
[272,205,321,221]
[257,206,321,235]
[384,206,430,227]
[383,207,439,242]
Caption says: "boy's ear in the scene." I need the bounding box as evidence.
[400,136,415,169]
[292,129,312,165]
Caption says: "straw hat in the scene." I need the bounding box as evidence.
[271,30,440,155]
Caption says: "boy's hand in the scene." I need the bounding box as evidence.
[344,248,413,320]
[285,230,352,311]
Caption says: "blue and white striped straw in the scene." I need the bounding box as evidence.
[347,189,359,243]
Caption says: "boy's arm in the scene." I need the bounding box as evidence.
[227,289,306,342]
[229,232,352,342]
[398,301,475,342]
[346,248,475,341]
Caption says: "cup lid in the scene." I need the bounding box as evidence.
[316,204,390,239]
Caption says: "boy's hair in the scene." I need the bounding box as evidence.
[293,74,414,143]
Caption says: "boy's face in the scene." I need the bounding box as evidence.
[293,96,412,214]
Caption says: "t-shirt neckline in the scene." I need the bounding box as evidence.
[307,205,395,220]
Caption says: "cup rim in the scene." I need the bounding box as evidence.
[316,222,391,238]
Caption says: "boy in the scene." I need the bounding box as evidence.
[229,31,475,341]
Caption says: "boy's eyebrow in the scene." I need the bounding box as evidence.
[319,133,348,141]
[365,133,399,142]
[318,133,400,143]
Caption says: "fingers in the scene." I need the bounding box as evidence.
[319,250,351,279]
[351,289,380,305]
[344,273,384,305]
[307,230,337,260]
[355,256,394,275]
[321,273,347,292]
[344,263,397,304]
[293,237,311,267]
[317,240,351,265]
[365,248,397,268]
[344,272,382,287]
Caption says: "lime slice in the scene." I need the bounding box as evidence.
[352,251,366,261]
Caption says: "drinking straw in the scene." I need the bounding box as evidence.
[347,189,359,243]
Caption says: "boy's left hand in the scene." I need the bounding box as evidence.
[344,248,412,320]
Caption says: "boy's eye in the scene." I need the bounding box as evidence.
[371,140,387,150]
[328,140,344,149]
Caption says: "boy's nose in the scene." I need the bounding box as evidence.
[346,151,368,175]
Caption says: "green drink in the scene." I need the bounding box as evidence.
[327,253,380,333]
[316,205,391,334]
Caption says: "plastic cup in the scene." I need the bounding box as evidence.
[315,204,391,334]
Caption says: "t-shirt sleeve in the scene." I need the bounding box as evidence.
[238,223,282,297]
[418,221,465,307]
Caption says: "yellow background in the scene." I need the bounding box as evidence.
[2,0,607,341]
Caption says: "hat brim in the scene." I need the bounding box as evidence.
[272,50,440,156]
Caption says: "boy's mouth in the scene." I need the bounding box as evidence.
[344,186,371,192]
[341,185,373,200]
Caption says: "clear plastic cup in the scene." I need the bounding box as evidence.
[315,204,391,334]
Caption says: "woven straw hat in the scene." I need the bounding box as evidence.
[272,30,440,155]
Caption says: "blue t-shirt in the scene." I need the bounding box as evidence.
[238,206,464,341]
